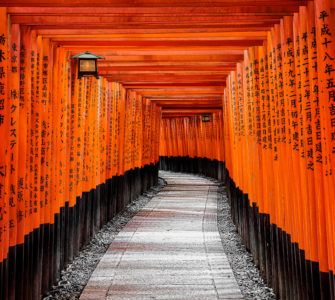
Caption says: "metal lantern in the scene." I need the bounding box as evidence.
[202,114,211,122]
[71,51,104,79]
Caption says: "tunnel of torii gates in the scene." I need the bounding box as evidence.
[0,0,335,299]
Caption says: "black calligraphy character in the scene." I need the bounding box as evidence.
[322,37,332,48]
[312,61,318,71]
[10,117,16,126]
[10,129,16,138]
[327,78,335,89]
[0,67,5,79]
[0,34,5,45]
[10,104,17,113]
[325,64,335,76]
[329,90,335,102]
[9,197,15,208]
[321,24,332,36]
[329,103,335,115]
[17,210,24,223]
[287,48,294,57]
[0,165,4,176]
[324,52,335,61]
[319,10,329,22]
[12,43,17,52]
[11,89,18,99]
[0,50,5,62]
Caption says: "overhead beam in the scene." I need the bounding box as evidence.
[35,28,269,35]
[124,81,225,89]
[55,40,264,47]
[98,65,236,71]
[162,108,222,114]
[1,0,308,7]
[11,15,282,25]
[7,6,304,14]
[92,55,245,62]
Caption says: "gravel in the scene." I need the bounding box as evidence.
[43,177,166,300]
[216,183,277,300]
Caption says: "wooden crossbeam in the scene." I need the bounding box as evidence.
[1,0,308,7]
[2,0,306,112]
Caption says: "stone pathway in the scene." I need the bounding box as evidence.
[80,171,243,300]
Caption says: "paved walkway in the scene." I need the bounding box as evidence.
[80,171,243,300]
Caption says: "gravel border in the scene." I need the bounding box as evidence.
[216,184,276,300]
[43,178,167,300]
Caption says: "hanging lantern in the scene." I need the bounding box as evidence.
[71,51,104,79]
[202,114,211,122]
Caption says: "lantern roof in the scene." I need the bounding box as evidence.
[71,51,104,60]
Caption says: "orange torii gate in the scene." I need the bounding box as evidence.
[1,0,335,299]
[160,0,335,299]
[0,7,162,299]
[218,1,334,299]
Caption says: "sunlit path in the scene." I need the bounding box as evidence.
[81,171,242,300]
